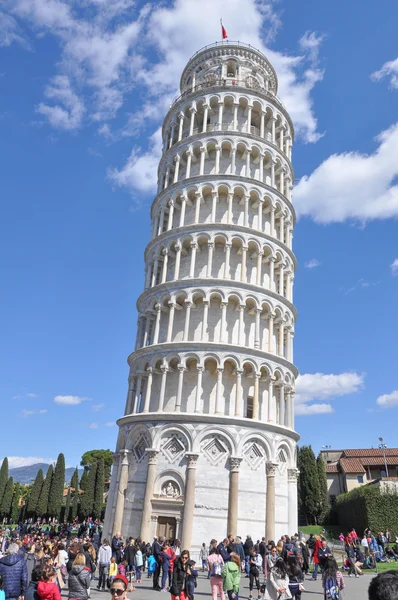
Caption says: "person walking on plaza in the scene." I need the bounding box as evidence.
[286,557,303,600]
[311,536,322,581]
[248,550,260,600]
[0,542,28,600]
[199,544,208,572]
[265,558,291,600]
[208,546,225,600]
[152,536,163,591]
[97,539,112,591]
[67,553,91,600]
[243,536,253,578]
[169,551,190,600]
[321,557,345,600]
[222,553,241,600]
[135,546,143,584]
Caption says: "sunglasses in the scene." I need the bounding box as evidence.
[181,556,189,560]
[109,590,125,596]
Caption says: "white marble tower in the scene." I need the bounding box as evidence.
[104,41,299,555]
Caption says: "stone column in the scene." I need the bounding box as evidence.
[186,152,192,179]
[241,246,247,282]
[227,457,243,537]
[224,243,231,279]
[270,206,275,237]
[195,366,204,413]
[167,302,176,342]
[174,244,181,279]
[269,257,275,292]
[133,374,142,413]
[260,111,265,138]
[179,196,187,227]
[288,469,299,535]
[267,377,274,422]
[161,249,168,283]
[199,147,205,176]
[253,372,260,420]
[178,112,184,141]
[231,147,236,174]
[168,123,175,149]
[233,103,238,130]
[112,449,130,536]
[215,367,224,414]
[189,242,197,278]
[142,367,153,413]
[220,301,227,343]
[256,252,263,286]
[234,370,243,417]
[265,462,278,541]
[254,308,261,348]
[290,391,295,430]
[268,312,274,353]
[215,146,221,175]
[158,365,168,412]
[271,117,276,144]
[189,107,196,136]
[167,200,174,230]
[201,300,209,340]
[211,191,217,223]
[181,453,199,550]
[175,365,185,412]
[257,201,263,230]
[278,320,284,357]
[218,101,224,130]
[140,449,159,541]
[227,193,233,224]
[238,304,245,346]
[153,304,162,345]
[247,105,252,133]
[173,155,180,184]
[278,384,285,426]
[202,105,209,133]
[194,192,201,223]
[207,242,214,278]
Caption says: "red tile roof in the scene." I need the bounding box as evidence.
[360,457,398,466]
[340,458,366,474]
[343,448,398,458]
[326,464,338,473]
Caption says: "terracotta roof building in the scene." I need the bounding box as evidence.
[319,448,398,500]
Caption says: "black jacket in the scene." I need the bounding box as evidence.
[243,539,254,554]
[317,546,331,566]
[25,581,39,600]
[125,544,136,566]
[169,558,187,596]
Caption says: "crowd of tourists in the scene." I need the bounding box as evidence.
[0,522,396,600]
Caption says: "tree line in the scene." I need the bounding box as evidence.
[0,448,113,523]
[298,445,329,525]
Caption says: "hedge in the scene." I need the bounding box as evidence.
[335,486,398,536]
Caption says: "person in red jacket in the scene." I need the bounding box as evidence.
[37,566,62,600]
[311,536,322,581]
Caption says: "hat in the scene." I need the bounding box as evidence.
[113,575,128,589]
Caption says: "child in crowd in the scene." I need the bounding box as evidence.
[186,559,198,600]
[37,566,62,600]
[109,557,118,583]
[118,560,127,578]
[135,547,143,583]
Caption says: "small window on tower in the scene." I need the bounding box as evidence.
[246,396,253,419]
[227,60,237,77]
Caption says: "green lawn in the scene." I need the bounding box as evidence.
[300,525,342,539]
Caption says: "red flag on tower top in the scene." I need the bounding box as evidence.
[221,19,228,40]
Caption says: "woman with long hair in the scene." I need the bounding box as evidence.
[221,553,241,600]
[286,557,303,600]
[321,557,345,599]
[169,549,190,600]
[67,553,91,600]
[208,546,225,600]
[265,558,292,600]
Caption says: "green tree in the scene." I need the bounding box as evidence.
[21,489,30,522]
[11,483,21,523]
[298,446,320,525]
[0,477,14,518]
[27,469,44,517]
[79,469,88,491]
[36,464,53,517]
[71,468,80,521]
[0,458,9,506]
[79,462,97,519]
[93,458,105,519]
[317,455,329,522]
[81,450,113,481]
[64,487,71,522]
[48,453,65,519]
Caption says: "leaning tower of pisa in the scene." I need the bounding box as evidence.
[104,41,299,553]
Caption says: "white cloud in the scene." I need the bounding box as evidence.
[13,392,37,399]
[7,456,55,469]
[27,393,37,398]
[295,122,398,223]
[22,409,36,417]
[299,31,325,65]
[295,403,333,416]
[54,395,90,405]
[296,372,364,404]
[36,75,85,130]
[376,390,398,409]
[0,12,30,48]
[371,57,398,89]
[39,409,47,414]
[92,403,104,412]
[304,258,321,269]
[391,258,398,276]
[105,421,116,427]
[89,422,99,429]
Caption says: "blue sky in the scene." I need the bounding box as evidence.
[1,0,398,470]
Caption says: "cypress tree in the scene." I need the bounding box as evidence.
[93,458,105,519]
[64,488,71,523]
[36,465,53,517]
[48,453,65,519]
[80,462,97,519]
[11,483,21,523]
[21,489,30,522]
[71,468,79,522]
[79,469,88,491]
[317,455,329,522]
[27,469,44,517]
[0,458,9,506]
[298,446,320,525]
[0,477,14,518]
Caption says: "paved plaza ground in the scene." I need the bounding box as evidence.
[61,569,375,600]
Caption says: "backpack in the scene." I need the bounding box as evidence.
[324,576,339,600]
[212,562,223,576]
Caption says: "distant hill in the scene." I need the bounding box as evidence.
[10,463,83,486]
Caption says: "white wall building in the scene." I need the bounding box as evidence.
[104,41,299,556]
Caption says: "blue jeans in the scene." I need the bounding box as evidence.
[312,563,319,579]
[245,555,250,575]
[136,566,141,580]
[227,590,238,600]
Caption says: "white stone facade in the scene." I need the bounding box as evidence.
[104,41,299,558]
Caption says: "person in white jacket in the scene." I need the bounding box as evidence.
[97,539,112,591]
[265,559,292,600]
